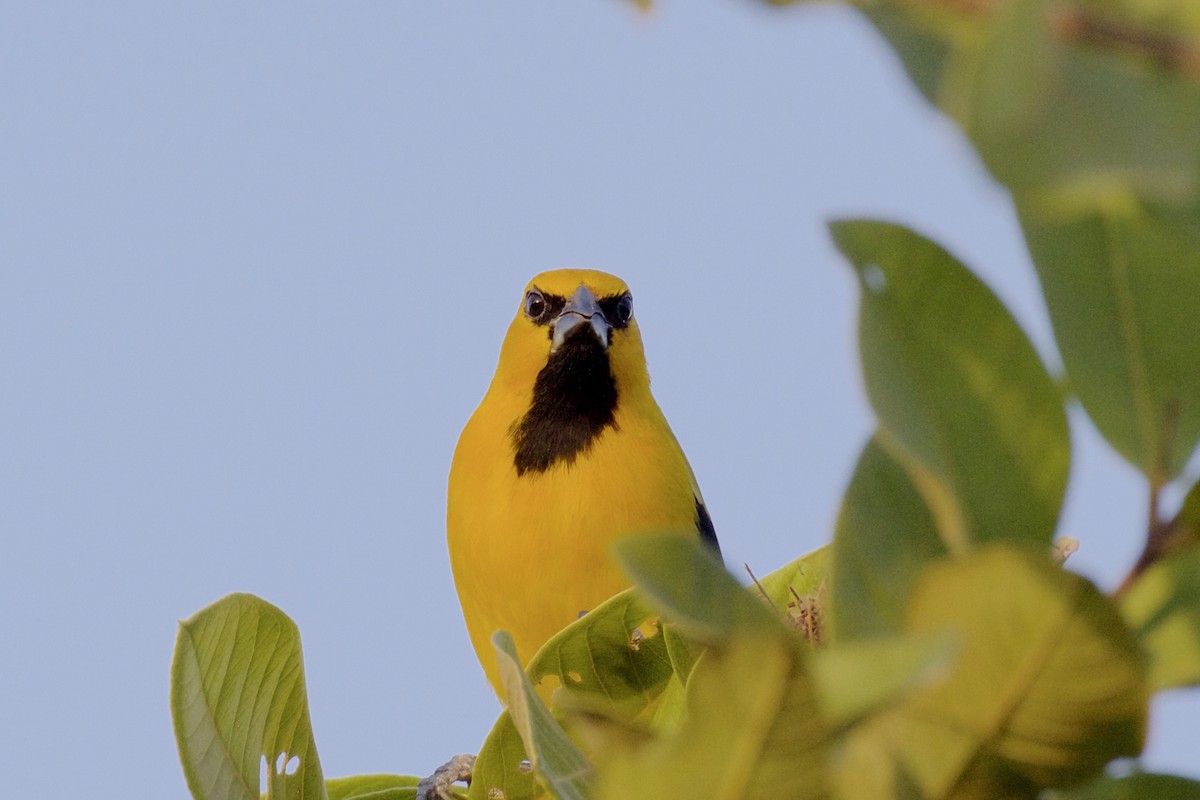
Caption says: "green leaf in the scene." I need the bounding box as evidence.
[865,3,1200,203]
[1175,476,1200,543]
[592,635,828,800]
[651,625,701,729]
[467,712,538,800]
[834,712,1025,800]
[851,4,1200,480]
[863,6,954,107]
[848,4,1200,480]
[832,219,1070,551]
[756,545,828,606]
[555,693,658,762]
[829,435,947,641]
[525,590,673,720]
[493,632,592,800]
[956,0,1056,160]
[1120,546,1200,690]
[810,633,955,728]
[969,0,1200,201]
[599,537,830,797]
[1020,205,1200,480]
[755,545,829,641]
[171,593,327,800]
[326,775,425,800]
[1081,0,1200,38]
[1152,476,1200,563]
[840,546,1147,795]
[613,534,782,643]
[1044,771,1200,800]
[662,623,700,684]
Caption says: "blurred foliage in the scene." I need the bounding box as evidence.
[1045,771,1200,799]
[1121,544,1200,691]
[172,1,1200,798]
[859,0,1200,483]
[833,219,1070,551]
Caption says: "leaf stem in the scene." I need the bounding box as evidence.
[1050,7,1200,79]
[1116,401,1184,596]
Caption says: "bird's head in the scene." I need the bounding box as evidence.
[495,269,650,397]
[491,269,652,474]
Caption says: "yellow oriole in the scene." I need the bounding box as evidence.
[447,269,719,695]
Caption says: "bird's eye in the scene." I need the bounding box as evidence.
[615,293,633,324]
[524,290,546,320]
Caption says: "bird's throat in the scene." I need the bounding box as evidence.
[510,333,617,476]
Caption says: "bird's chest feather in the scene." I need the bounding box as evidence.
[448,404,696,637]
[461,413,693,556]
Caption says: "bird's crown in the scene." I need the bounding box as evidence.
[521,269,629,303]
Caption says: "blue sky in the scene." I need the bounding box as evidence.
[2,2,1195,795]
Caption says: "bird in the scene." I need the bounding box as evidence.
[447,269,720,697]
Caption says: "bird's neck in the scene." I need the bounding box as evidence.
[509,336,618,476]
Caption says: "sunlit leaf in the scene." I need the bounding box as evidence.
[834,710,1033,800]
[593,635,827,800]
[650,625,700,729]
[171,593,327,800]
[755,545,828,606]
[832,219,1070,552]
[600,536,831,797]
[493,632,592,800]
[755,545,829,641]
[613,534,782,643]
[468,712,538,800]
[556,692,657,762]
[525,589,672,719]
[837,547,1148,796]
[1120,545,1200,690]
[1021,205,1200,480]
[916,548,1146,785]
[829,435,946,641]
[662,623,700,684]
[644,673,689,733]
[326,774,427,800]
[810,633,954,728]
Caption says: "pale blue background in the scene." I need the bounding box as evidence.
[2,2,1195,796]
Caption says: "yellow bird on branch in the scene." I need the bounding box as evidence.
[447,269,720,694]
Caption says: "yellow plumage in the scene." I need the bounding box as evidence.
[447,269,719,695]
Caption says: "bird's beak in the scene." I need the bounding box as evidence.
[551,285,611,352]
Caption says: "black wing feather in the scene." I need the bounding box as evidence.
[695,496,721,558]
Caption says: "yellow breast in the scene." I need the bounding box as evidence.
[448,381,698,694]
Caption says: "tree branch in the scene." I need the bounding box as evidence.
[1116,400,1188,596]
[888,0,1200,81]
